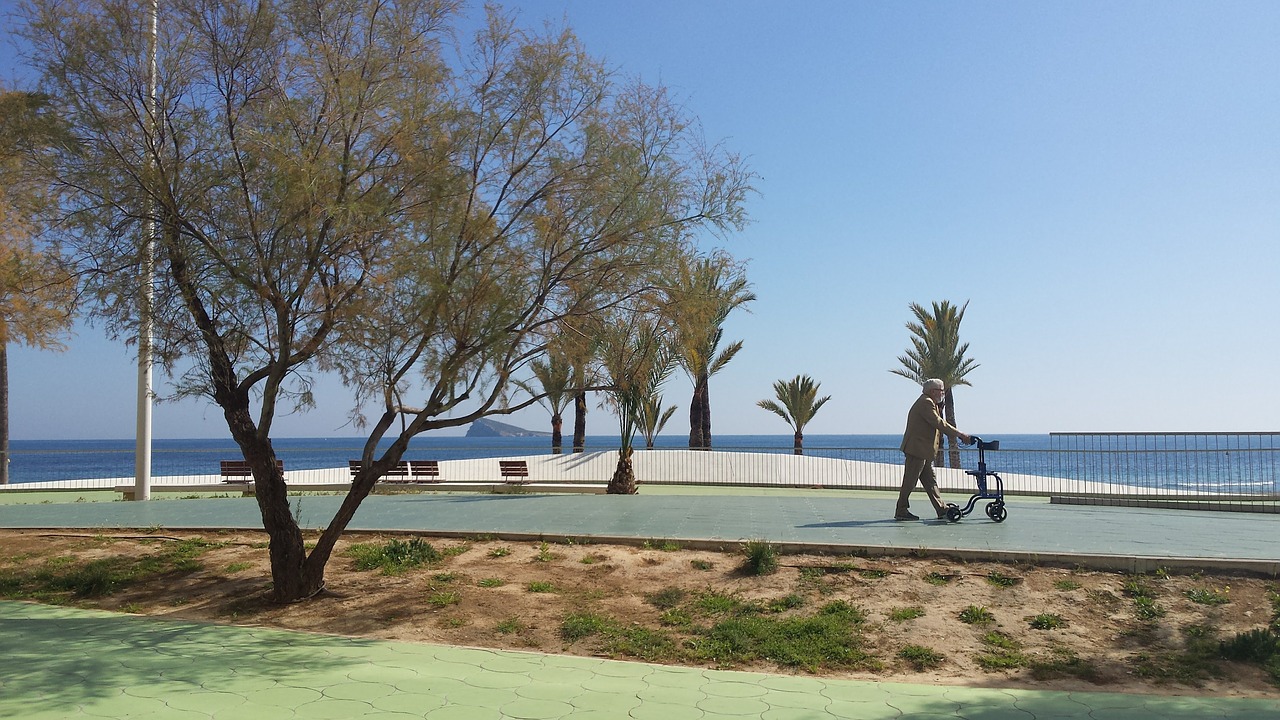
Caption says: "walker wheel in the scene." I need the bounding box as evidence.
[986,502,1007,523]
[945,506,962,523]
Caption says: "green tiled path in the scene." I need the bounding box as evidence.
[3,601,1275,719]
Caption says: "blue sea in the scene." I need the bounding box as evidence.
[4,434,1053,485]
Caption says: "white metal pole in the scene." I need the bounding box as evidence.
[134,0,159,501]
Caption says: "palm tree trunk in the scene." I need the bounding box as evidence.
[793,430,803,456]
[688,375,708,449]
[944,388,961,469]
[550,413,563,455]
[607,445,637,494]
[572,392,587,453]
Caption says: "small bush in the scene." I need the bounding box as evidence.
[348,538,440,574]
[526,581,556,593]
[924,571,952,586]
[1186,587,1231,606]
[690,559,714,571]
[741,539,778,576]
[986,571,1020,588]
[1220,628,1280,664]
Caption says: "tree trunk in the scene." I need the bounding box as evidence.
[550,412,563,455]
[607,445,637,494]
[944,388,961,469]
[0,343,8,485]
[572,392,587,453]
[688,375,708,449]
[702,371,713,449]
[793,430,803,456]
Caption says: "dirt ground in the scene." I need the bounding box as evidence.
[2,528,1277,698]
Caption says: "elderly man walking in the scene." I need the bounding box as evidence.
[896,378,971,521]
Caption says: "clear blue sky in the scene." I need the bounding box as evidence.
[4,0,1279,440]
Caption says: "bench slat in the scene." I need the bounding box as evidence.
[499,460,529,484]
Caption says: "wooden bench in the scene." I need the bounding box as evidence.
[349,460,442,483]
[220,459,283,482]
[499,460,529,484]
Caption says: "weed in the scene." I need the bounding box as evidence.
[859,568,889,580]
[1186,586,1231,606]
[347,538,440,574]
[1123,576,1157,600]
[695,591,743,615]
[120,602,143,613]
[959,605,996,626]
[526,581,556,593]
[798,567,826,580]
[741,539,778,576]
[427,591,460,608]
[1029,648,1101,682]
[889,606,926,623]
[690,559,714,571]
[440,617,468,629]
[225,562,252,573]
[488,546,512,558]
[496,618,525,635]
[432,572,457,583]
[1028,613,1067,630]
[534,541,555,563]
[1134,596,1166,621]
[1220,628,1279,664]
[899,644,944,671]
[561,612,611,641]
[986,571,1020,588]
[982,631,1020,650]
[1054,579,1082,591]
[924,571,952,586]
[689,606,877,672]
[659,608,693,627]
[477,578,505,588]
[644,539,682,552]
[976,648,1027,671]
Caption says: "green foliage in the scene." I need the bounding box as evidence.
[1053,579,1082,591]
[645,587,686,610]
[347,538,441,574]
[959,605,996,626]
[477,578,504,588]
[0,538,218,600]
[924,571,953,586]
[526,581,556,593]
[899,644,944,671]
[1028,613,1067,630]
[1220,628,1280,664]
[767,594,806,613]
[756,375,831,453]
[488,547,512,558]
[859,569,889,580]
[1186,586,1231,606]
[741,539,779,576]
[690,559,714,571]
[985,571,1020,588]
[427,591,460,608]
[889,606,926,622]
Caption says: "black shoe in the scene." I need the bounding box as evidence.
[894,512,920,521]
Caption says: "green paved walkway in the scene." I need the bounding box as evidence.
[2,490,1278,718]
[2,601,1275,719]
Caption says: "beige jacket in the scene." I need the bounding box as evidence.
[899,393,963,460]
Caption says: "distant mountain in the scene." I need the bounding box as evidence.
[466,417,550,438]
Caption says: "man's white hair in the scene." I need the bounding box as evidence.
[922,378,945,392]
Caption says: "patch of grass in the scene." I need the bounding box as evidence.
[1134,596,1167,621]
[958,605,995,626]
[477,577,504,588]
[1028,613,1067,630]
[225,562,252,573]
[924,571,952,586]
[859,568,889,579]
[526,581,556,593]
[982,631,1020,650]
[767,594,805,612]
[659,608,693,627]
[899,644,944,671]
[347,538,441,574]
[1220,628,1279,664]
[427,591,460,608]
[120,602,143,613]
[1123,576,1157,600]
[439,617,467,629]
[431,572,457,583]
[580,554,606,565]
[741,539,778,576]
[985,571,1020,588]
[976,648,1028,671]
[688,603,877,672]
[645,587,685,610]
[695,591,745,615]
[1186,586,1231,606]
[690,559,714,571]
[487,546,512,558]
[644,539,682,552]
[560,613,611,641]
[496,618,525,635]
[0,539,220,601]
[1053,579,1082,591]
[1029,648,1101,682]
[888,606,925,622]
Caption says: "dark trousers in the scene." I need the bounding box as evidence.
[897,453,946,517]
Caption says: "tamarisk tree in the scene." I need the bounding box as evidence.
[23,0,751,602]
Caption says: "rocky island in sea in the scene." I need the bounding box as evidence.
[465,417,551,438]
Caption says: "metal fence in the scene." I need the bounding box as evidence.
[2,434,1277,512]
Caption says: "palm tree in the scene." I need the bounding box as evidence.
[890,300,980,468]
[757,375,831,455]
[637,393,678,449]
[599,320,674,493]
[666,251,754,450]
[526,356,573,454]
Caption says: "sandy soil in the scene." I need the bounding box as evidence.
[2,528,1276,698]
